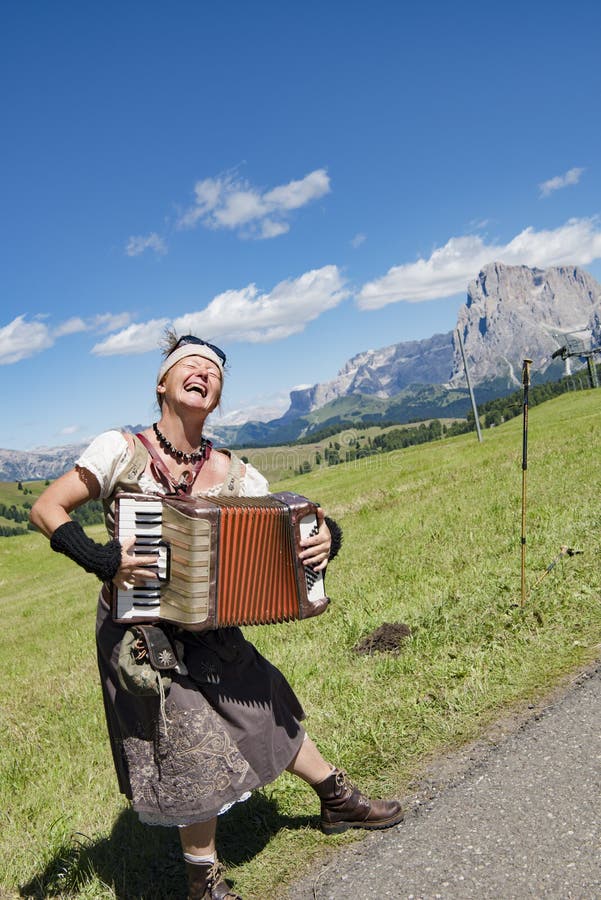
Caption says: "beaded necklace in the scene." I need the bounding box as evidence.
[152,422,209,464]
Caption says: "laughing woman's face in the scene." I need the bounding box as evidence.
[158,354,223,414]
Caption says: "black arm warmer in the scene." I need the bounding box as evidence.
[324,516,343,561]
[50,520,122,582]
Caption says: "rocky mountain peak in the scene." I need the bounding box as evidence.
[450,262,601,386]
[284,331,454,418]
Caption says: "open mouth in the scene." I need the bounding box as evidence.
[185,383,207,396]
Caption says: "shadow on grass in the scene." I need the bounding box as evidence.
[19,793,317,899]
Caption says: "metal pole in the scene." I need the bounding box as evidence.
[520,359,532,607]
[586,356,599,388]
[456,328,482,443]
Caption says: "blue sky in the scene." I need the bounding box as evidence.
[2,1,601,451]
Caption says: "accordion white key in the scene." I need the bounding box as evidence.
[112,490,329,630]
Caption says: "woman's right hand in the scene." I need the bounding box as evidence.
[112,536,160,590]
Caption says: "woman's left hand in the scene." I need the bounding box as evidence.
[298,507,331,572]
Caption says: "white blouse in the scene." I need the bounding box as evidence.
[76,430,270,499]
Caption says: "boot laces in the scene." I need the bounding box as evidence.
[206,860,223,886]
[334,768,352,788]
[334,769,369,808]
[205,860,241,899]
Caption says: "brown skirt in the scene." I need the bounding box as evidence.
[95,594,306,826]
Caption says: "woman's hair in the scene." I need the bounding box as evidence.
[160,327,183,358]
[156,327,225,412]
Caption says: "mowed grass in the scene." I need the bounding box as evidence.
[1,390,600,898]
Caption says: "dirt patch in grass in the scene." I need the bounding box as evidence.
[353,622,412,655]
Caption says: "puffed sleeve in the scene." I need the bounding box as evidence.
[241,462,270,497]
[75,430,130,499]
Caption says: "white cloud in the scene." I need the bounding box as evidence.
[0,315,53,364]
[262,170,331,211]
[125,232,167,257]
[260,219,290,239]
[173,265,347,343]
[60,425,80,436]
[93,318,169,356]
[351,232,367,248]
[357,217,601,309]
[539,167,585,198]
[92,312,133,333]
[468,218,491,231]
[92,265,348,355]
[177,168,331,240]
[52,312,133,339]
[53,317,88,337]
[0,311,137,365]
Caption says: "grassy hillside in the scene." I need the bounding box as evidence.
[239,419,456,484]
[0,480,49,534]
[0,479,49,504]
[1,389,600,898]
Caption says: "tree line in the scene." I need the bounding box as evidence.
[0,498,104,537]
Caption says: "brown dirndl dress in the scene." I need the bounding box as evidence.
[94,442,306,827]
[96,597,305,826]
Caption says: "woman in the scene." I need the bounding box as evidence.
[30,333,403,900]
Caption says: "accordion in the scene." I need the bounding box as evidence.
[112,491,330,630]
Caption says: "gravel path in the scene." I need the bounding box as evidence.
[287,664,601,899]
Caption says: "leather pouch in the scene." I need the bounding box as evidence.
[117,624,187,696]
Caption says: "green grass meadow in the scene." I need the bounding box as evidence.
[1,390,600,898]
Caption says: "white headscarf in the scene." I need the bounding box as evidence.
[156,344,224,384]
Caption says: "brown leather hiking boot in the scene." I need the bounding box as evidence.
[186,860,243,900]
[313,768,404,835]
